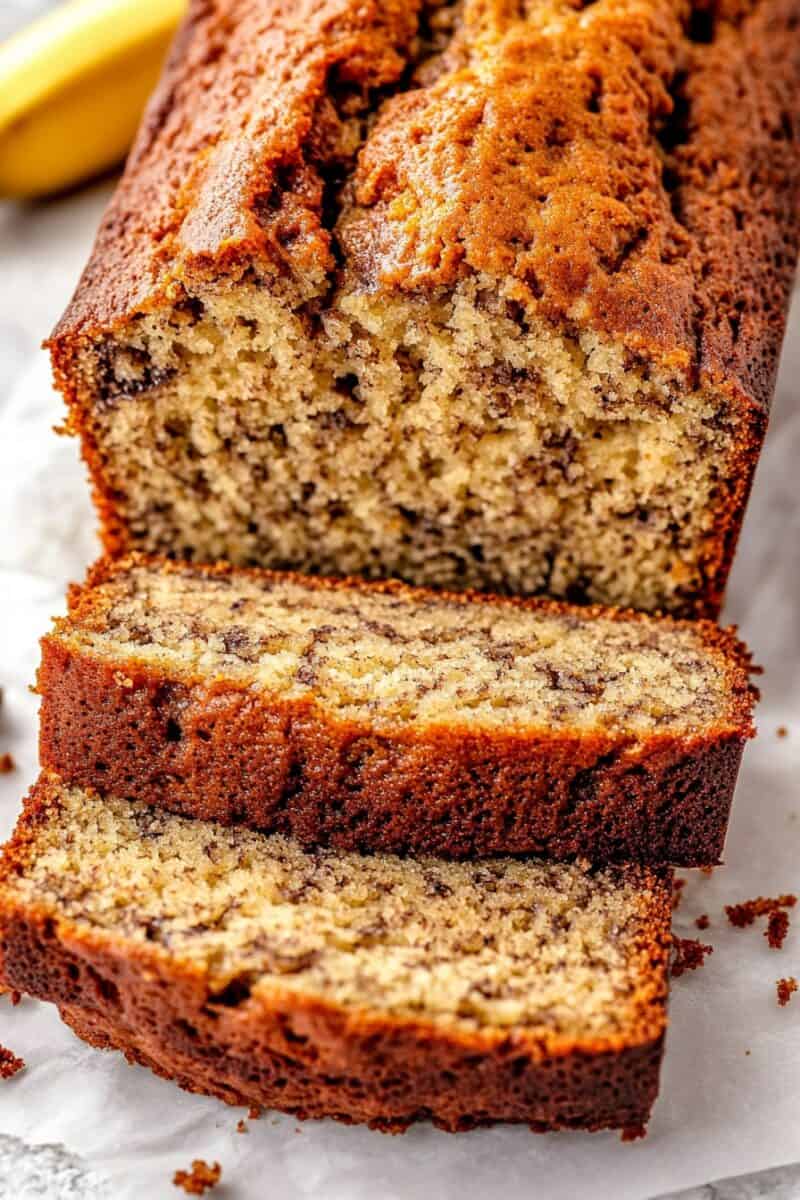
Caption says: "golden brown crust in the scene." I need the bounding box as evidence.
[346,0,800,395]
[0,775,672,1133]
[39,554,756,866]
[49,1,425,337]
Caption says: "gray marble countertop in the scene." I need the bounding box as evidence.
[2,5,800,1199]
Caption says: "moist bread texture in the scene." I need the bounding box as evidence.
[48,0,800,616]
[39,555,756,865]
[0,774,672,1133]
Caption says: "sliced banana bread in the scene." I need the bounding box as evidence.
[47,0,800,616]
[39,555,756,866]
[0,774,672,1133]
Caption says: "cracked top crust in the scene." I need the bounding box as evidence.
[51,0,800,408]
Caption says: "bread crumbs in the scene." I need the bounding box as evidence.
[671,936,713,977]
[672,878,686,911]
[777,726,788,738]
[695,914,710,930]
[0,754,14,774]
[725,895,796,948]
[766,909,790,949]
[0,1045,25,1079]
[777,978,798,1006]
[236,1119,248,1134]
[172,1160,221,1195]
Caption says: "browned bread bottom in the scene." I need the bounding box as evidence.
[0,774,672,1133]
[39,555,756,865]
[51,995,664,1135]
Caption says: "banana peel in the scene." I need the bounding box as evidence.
[0,0,186,199]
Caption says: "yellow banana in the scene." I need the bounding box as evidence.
[0,0,186,199]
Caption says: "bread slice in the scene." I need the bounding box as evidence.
[47,0,800,616]
[40,555,756,866]
[0,773,672,1134]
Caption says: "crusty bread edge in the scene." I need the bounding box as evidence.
[38,554,757,865]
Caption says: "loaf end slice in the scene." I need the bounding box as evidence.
[0,774,672,1134]
[40,555,756,865]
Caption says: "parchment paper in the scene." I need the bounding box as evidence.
[0,300,798,1198]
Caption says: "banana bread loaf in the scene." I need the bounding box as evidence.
[48,0,800,616]
[0,773,672,1133]
[39,555,756,865]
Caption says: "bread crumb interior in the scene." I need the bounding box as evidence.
[68,563,732,733]
[81,275,739,615]
[12,785,668,1040]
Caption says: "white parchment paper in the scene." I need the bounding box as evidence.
[0,302,798,1198]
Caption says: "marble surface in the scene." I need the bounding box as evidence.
[2,6,800,1198]
[658,1167,800,1200]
